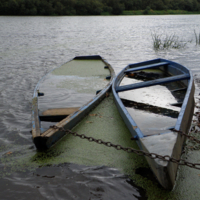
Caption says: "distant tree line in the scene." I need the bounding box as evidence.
[0,0,200,15]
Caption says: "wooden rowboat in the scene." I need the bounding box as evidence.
[32,55,115,150]
[112,58,194,189]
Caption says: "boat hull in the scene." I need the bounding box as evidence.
[32,55,115,150]
[112,58,194,189]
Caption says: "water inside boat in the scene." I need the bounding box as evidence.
[119,68,187,136]
[37,59,110,131]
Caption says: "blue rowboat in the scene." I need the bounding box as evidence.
[32,55,115,150]
[112,58,194,189]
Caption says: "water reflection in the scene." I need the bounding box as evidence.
[37,59,110,132]
[0,164,147,200]
[119,66,187,136]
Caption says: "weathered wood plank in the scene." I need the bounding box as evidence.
[32,97,41,138]
[41,107,80,116]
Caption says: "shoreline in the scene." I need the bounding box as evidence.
[122,10,200,15]
[1,10,200,16]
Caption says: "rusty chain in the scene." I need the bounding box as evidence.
[50,125,200,170]
[171,128,200,144]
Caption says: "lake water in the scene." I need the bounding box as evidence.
[0,15,200,199]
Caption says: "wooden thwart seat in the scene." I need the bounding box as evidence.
[124,62,169,74]
[116,74,190,92]
[41,107,80,117]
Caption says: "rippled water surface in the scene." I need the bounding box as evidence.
[0,15,200,199]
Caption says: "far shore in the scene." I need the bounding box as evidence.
[1,10,200,16]
[121,10,200,15]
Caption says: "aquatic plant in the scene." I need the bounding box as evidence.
[151,33,187,50]
[194,30,200,45]
[151,33,162,50]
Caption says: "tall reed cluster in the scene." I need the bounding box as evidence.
[151,33,187,50]
[152,30,200,51]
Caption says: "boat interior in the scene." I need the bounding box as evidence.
[117,60,190,137]
[35,58,111,133]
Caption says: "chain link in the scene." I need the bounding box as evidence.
[50,125,200,170]
[171,128,200,144]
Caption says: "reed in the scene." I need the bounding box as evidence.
[151,33,187,50]
[151,33,162,49]
[194,30,200,45]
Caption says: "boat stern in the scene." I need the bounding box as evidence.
[140,131,182,190]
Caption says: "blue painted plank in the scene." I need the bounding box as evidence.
[124,62,169,74]
[116,74,190,92]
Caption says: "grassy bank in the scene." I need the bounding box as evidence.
[122,10,200,15]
